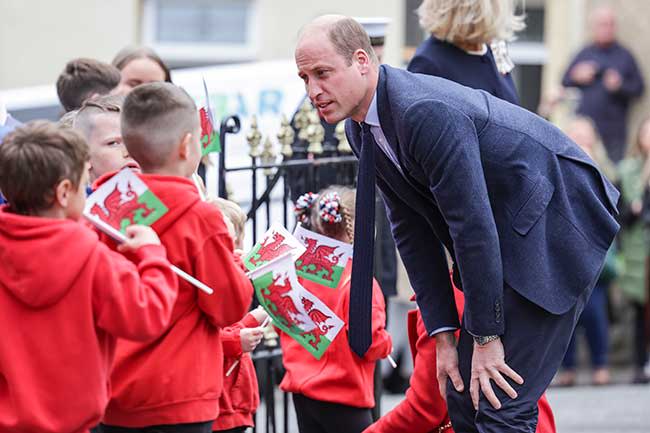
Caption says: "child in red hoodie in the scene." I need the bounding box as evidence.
[0,121,178,433]
[364,284,556,433]
[99,83,254,433]
[208,196,266,433]
[280,187,392,433]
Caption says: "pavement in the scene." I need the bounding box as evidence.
[255,374,650,433]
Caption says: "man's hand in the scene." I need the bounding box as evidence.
[570,61,598,85]
[117,225,161,253]
[435,331,464,401]
[470,337,524,410]
[603,68,622,92]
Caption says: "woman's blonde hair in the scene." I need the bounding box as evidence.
[565,116,617,182]
[417,0,525,45]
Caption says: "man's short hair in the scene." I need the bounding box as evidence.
[73,94,125,138]
[121,82,198,171]
[0,121,89,215]
[56,58,121,112]
[327,18,378,65]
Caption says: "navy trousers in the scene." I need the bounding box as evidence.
[562,282,609,369]
[447,283,590,433]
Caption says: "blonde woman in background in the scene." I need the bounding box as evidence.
[618,117,650,384]
[556,117,617,387]
[408,0,525,105]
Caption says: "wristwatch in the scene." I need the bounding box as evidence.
[473,335,500,346]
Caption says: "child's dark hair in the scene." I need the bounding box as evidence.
[294,185,355,243]
[121,82,197,171]
[56,58,121,112]
[0,121,89,215]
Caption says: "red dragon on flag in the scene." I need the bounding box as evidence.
[89,182,155,230]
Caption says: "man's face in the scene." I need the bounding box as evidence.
[86,113,140,181]
[592,8,616,46]
[296,33,370,124]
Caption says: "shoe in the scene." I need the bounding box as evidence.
[632,370,650,385]
[592,368,610,386]
[554,370,576,387]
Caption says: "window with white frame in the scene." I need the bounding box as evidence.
[142,0,258,65]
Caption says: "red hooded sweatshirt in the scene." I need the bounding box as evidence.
[212,312,261,431]
[279,262,392,408]
[0,207,178,433]
[101,174,254,427]
[364,289,556,433]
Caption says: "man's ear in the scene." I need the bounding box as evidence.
[178,132,193,160]
[354,49,371,74]
[54,179,74,208]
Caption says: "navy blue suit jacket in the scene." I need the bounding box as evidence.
[346,65,620,337]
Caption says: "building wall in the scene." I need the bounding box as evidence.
[543,0,650,140]
[0,0,138,90]
[0,0,404,91]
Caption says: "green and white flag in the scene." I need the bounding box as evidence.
[293,225,353,289]
[243,223,306,272]
[250,253,344,360]
[84,168,168,233]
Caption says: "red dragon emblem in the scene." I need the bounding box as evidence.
[296,238,343,281]
[90,182,154,230]
[301,323,334,350]
[199,107,214,151]
[300,297,331,331]
[249,232,293,266]
[264,274,303,327]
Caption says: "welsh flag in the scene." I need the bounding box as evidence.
[250,253,344,359]
[200,78,221,155]
[293,225,353,289]
[84,168,168,233]
[243,223,306,272]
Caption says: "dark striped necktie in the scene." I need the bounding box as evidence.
[349,122,376,357]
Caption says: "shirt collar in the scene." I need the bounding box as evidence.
[364,91,380,127]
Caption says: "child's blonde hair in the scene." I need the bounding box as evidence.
[207,196,247,249]
[295,185,356,243]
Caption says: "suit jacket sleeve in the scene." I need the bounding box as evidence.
[375,176,460,334]
[403,100,504,336]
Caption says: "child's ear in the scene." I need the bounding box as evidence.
[54,179,74,208]
[178,132,193,160]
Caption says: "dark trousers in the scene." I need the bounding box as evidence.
[292,393,373,433]
[213,428,247,433]
[99,421,214,433]
[447,283,590,433]
[562,282,609,368]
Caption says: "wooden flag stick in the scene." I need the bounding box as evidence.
[85,214,214,295]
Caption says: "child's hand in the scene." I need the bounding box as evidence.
[117,225,161,253]
[240,327,264,352]
[250,306,269,325]
[234,248,244,258]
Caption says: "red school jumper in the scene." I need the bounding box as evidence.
[0,207,178,433]
[364,288,557,433]
[212,312,261,431]
[101,174,254,427]
[279,261,392,408]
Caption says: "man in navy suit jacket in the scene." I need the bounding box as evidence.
[296,15,619,432]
